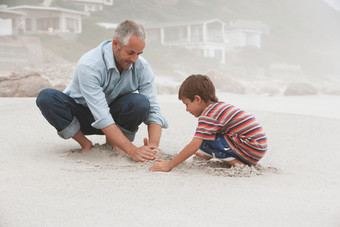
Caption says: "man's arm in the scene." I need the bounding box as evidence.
[147,123,162,147]
[137,62,168,129]
[102,124,157,162]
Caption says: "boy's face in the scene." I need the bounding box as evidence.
[181,97,205,118]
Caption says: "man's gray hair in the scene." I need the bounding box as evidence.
[113,20,146,46]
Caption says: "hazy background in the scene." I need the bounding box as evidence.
[1,0,340,96]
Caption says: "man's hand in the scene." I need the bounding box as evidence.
[129,145,158,162]
[144,137,149,146]
[149,159,172,172]
[144,137,163,153]
[103,125,158,162]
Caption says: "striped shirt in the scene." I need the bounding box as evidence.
[194,102,267,165]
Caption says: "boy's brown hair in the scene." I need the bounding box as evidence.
[178,74,218,102]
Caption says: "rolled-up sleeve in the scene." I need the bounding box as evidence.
[137,64,168,128]
[77,65,115,129]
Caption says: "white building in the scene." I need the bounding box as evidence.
[4,5,87,34]
[65,0,114,13]
[145,19,270,64]
[0,18,12,36]
[146,19,226,64]
[225,20,271,49]
[0,9,25,36]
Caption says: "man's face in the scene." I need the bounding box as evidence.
[112,35,145,71]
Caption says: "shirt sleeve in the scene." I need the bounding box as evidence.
[77,65,115,129]
[194,116,221,140]
[137,64,168,128]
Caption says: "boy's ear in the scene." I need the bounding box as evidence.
[194,95,202,103]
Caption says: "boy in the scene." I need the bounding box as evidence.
[149,74,267,172]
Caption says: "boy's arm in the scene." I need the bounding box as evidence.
[149,138,202,172]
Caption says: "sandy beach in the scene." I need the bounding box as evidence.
[1,93,340,227]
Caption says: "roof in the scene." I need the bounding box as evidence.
[145,18,225,29]
[227,20,271,30]
[5,5,88,16]
[68,0,112,4]
[0,9,26,16]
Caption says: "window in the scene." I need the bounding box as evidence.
[164,27,187,42]
[37,17,59,31]
[26,18,32,31]
[104,0,113,5]
[66,18,78,32]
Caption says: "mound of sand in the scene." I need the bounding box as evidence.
[65,144,280,177]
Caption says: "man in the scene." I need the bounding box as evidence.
[36,20,168,162]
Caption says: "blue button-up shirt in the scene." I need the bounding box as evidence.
[64,40,168,129]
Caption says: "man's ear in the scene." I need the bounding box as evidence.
[112,39,119,49]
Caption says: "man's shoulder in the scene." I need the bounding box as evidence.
[78,44,108,70]
[80,41,110,63]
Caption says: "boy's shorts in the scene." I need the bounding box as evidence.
[199,134,237,161]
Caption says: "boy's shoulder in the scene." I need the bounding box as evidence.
[202,101,241,117]
[207,101,232,109]
[203,101,228,113]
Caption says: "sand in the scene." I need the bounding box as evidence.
[1,94,340,227]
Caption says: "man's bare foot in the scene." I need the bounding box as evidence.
[72,130,93,153]
[194,151,212,160]
[81,141,93,153]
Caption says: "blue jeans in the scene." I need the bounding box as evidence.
[36,88,150,141]
[199,134,237,160]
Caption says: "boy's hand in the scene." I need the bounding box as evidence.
[149,159,172,172]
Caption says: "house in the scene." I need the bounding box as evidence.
[3,5,88,35]
[225,20,270,49]
[65,0,114,13]
[145,19,226,64]
[0,8,25,36]
[145,19,270,64]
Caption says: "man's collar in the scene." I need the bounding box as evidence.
[103,40,133,72]
[102,40,116,70]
